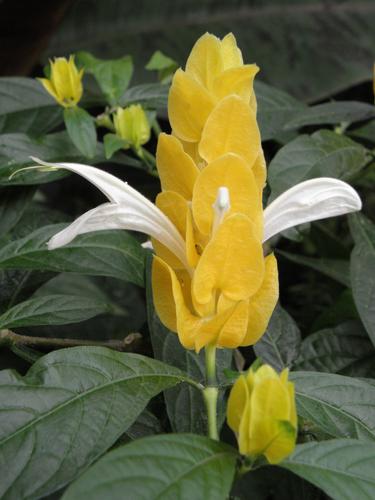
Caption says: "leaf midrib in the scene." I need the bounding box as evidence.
[295,388,375,438]
[0,369,187,448]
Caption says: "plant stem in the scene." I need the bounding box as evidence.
[0,329,142,353]
[203,344,219,440]
[203,386,219,440]
[205,344,217,385]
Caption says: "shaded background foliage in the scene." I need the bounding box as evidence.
[0,1,374,499]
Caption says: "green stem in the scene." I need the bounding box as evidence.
[203,344,219,440]
[203,386,219,440]
[205,344,216,385]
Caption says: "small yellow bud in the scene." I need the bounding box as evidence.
[227,365,297,464]
[113,105,151,151]
[38,56,84,108]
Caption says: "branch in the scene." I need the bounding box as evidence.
[0,329,142,353]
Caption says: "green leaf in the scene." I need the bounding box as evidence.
[146,50,178,83]
[145,253,231,434]
[285,101,375,130]
[124,409,162,441]
[146,50,177,71]
[103,133,128,159]
[254,304,301,371]
[277,250,350,287]
[63,106,97,158]
[291,371,375,440]
[268,130,369,201]
[63,434,237,500]
[0,186,35,235]
[255,81,306,142]
[120,83,169,109]
[0,224,145,287]
[294,321,375,377]
[0,294,110,329]
[0,77,63,135]
[349,213,375,346]
[77,52,133,105]
[282,439,375,500]
[0,347,190,499]
[0,132,77,185]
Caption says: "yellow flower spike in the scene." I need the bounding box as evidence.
[156,133,200,199]
[185,33,224,90]
[227,365,297,464]
[169,69,215,142]
[152,191,188,269]
[113,104,150,151]
[215,300,249,349]
[152,255,178,332]
[192,153,262,237]
[252,151,267,191]
[38,55,83,108]
[199,95,261,167]
[242,253,279,346]
[192,213,265,310]
[212,65,259,104]
[220,33,243,69]
[185,210,200,268]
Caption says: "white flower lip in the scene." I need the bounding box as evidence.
[263,177,362,243]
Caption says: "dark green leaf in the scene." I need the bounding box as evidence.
[64,106,97,158]
[349,213,375,346]
[294,321,375,376]
[285,101,375,130]
[255,81,306,142]
[124,409,163,441]
[291,371,375,440]
[0,224,145,287]
[254,304,301,371]
[268,130,369,200]
[47,1,375,102]
[145,253,231,434]
[63,434,237,500]
[0,186,35,235]
[0,77,62,135]
[77,52,133,105]
[0,294,110,329]
[103,133,128,159]
[278,250,350,287]
[282,439,375,500]
[120,83,169,109]
[0,347,190,499]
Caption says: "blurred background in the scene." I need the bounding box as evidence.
[0,0,374,103]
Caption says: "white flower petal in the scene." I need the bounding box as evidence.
[263,177,362,243]
[32,157,187,260]
[31,157,178,234]
[48,202,188,268]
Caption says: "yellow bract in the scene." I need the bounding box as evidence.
[152,32,279,351]
[113,104,150,151]
[38,56,83,108]
[227,365,297,464]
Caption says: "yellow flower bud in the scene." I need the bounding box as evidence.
[38,56,83,108]
[113,105,151,151]
[227,365,297,464]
